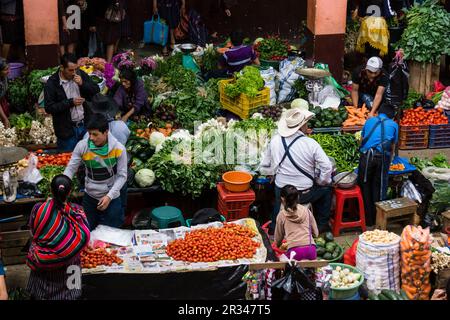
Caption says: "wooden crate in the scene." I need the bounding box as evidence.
[0,228,30,266]
[408,61,441,95]
[375,197,418,230]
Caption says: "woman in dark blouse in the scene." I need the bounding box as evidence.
[59,0,81,55]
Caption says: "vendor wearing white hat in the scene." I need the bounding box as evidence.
[260,108,333,235]
[351,56,389,117]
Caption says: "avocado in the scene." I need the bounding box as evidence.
[316,247,326,257]
[326,242,337,253]
[323,252,332,260]
[315,237,326,247]
[315,121,323,128]
[331,248,340,259]
[324,121,332,127]
[324,232,334,242]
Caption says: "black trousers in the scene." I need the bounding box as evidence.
[357,152,390,226]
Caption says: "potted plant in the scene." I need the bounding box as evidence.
[396,0,450,94]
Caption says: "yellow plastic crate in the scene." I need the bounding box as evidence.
[219,79,270,119]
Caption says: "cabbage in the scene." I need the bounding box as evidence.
[149,132,166,148]
[135,169,155,188]
[290,98,309,111]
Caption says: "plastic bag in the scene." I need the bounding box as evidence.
[314,63,349,98]
[260,67,277,106]
[344,238,359,266]
[317,85,341,109]
[401,180,423,204]
[23,154,42,184]
[272,263,323,300]
[90,225,134,247]
[421,167,450,183]
[277,57,305,104]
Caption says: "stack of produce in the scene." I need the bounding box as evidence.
[77,57,107,72]
[436,87,450,110]
[253,105,283,121]
[126,135,155,171]
[389,163,405,171]
[254,36,290,61]
[342,105,369,127]
[36,152,72,169]
[309,106,348,128]
[0,122,18,147]
[368,289,409,300]
[400,107,448,126]
[224,66,265,99]
[315,232,342,261]
[431,249,450,274]
[400,225,432,300]
[311,134,359,172]
[9,113,33,145]
[27,67,59,101]
[356,230,401,294]
[28,118,57,145]
[410,153,450,170]
[166,223,260,263]
[38,165,79,197]
[329,265,363,290]
[81,248,123,269]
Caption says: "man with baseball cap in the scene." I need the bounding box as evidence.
[352,56,389,117]
[260,108,333,235]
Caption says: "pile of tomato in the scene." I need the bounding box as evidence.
[36,151,72,169]
[81,248,123,269]
[400,107,448,126]
[166,223,261,263]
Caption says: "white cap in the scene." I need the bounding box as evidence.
[365,57,383,73]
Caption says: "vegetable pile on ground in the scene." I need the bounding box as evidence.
[400,225,432,300]
[431,249,450,274]
[9,113,34,144]
[224,66,265,98]
[7,77,28,112]
[315,232,342,261]
[343,105,369,127]
[368,289,409,300]
[252,105,284,121]
[400,107,448,126]
[36,152,72,169]
[166,223,260,262]
[329,265,362,289]
[254,36,290,61]
[126,135,155,171]
[312,134,359,172]
[309,106,348,128]
[0,122,18,147]
[410,153,450,170]
[81,248,123,269]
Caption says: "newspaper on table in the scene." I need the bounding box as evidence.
[82,218,267,274]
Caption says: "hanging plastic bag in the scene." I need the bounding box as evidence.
[272,262,323,300]
[23,154,42,184]
[317,85,341,109]
[88,32,97,58]
[314,63,350,98]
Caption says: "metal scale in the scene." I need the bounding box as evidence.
[179,43,201,73]
[0,147,28,203]
[295,68,332,107]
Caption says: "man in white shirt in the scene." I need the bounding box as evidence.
[260,108,333,235]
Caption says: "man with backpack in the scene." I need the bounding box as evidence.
[357,103,399,226]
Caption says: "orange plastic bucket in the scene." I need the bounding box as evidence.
[222,171,253,192]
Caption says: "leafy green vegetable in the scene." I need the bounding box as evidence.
[410,153,449,170]
[231,118,276,133]
[27,67,59,100]
[38,165,79,198]
[7,76,28,111]
[293,79,309,100]
[429,184,450,214]
[224,66,264,98]
[312,134,359,172]
[401,90,423,110]
[9,112,34,130]
[397,0,450,63]
[255,36,290,60]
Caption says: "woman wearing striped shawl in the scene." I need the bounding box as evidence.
[26,175,90,300]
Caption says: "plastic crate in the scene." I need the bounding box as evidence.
[217,182,256,221]
[219,79,270,119]
[398,125,429,150]
[342,125,363,133]
[429,123,450,148]
[312,127,342,134]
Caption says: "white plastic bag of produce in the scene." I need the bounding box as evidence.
[260,67,277,106]
[422,166,450,183]
[90,225,135,247]
[356,233,401,294]
[317,85,341,109]
[277,57,305,104]
[23,154,42,184]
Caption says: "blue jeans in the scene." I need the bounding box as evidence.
[82,193,124,231]
[57,125,86,152]
[359,94,374,110]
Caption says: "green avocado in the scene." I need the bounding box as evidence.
[331,250,340,259]
[315,121,323,128]
[316,247,326,257]
[323,252,332,260]
[325,242,337,253]
[324,121,332,127]
[315,237,326,247]
[324,232,334,242]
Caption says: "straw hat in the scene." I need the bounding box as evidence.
[278,108,315,138]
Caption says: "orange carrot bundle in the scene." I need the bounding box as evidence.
[400,225,432,300]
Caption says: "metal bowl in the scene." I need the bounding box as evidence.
[179,43,197,54]
[333,172,358,189]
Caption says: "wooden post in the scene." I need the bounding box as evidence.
[408,60,441,95]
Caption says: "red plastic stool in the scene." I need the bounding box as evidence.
[331,186,366,236]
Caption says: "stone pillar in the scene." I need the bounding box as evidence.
[305,0,347,81]
[23,0,59,69]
